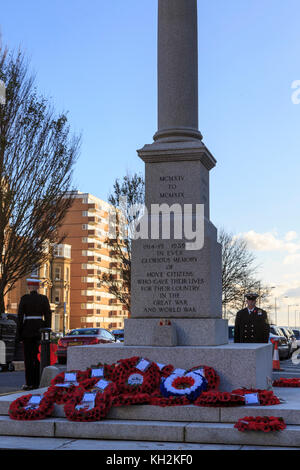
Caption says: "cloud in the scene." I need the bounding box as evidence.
[234,230,300,254]
[283,254,300,265]
[285,231,298,242]
[283,286,300,298]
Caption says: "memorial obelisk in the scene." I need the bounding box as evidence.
[69,0,272,391]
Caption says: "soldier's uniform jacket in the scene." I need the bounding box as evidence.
[234,307,270,343]
[17,291,52,340]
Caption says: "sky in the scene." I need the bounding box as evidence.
[1,0,300,325]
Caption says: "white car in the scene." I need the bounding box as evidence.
[292,329,300,348]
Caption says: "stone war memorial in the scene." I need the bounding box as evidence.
[4,0,300,449]
[69,0,272,390]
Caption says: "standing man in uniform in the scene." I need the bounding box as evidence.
[234,292,270,343]
[16,278,52,390]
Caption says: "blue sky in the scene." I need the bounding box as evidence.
[2,0,300,324]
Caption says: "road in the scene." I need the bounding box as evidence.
[0,370,26,394]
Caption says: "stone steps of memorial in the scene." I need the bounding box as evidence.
[1,387,300,447]
[0,414,299,447]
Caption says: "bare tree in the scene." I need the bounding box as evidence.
[99,173,145,312]
[0,45,80,312]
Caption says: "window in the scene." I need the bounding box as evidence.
[31,265,38,277]
[54,267,61,280]
[54,289,60,304]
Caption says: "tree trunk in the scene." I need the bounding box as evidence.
[0,292,5,313]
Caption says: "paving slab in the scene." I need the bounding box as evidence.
[55,418,187,442]
[185,422,300,447]
[0,416,55,437]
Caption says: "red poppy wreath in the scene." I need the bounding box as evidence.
[9,393,55,421]
[111,356,161,395]
[194,391,246,407]
[186,365,220,391]
[48,370,88,405]
[63,378,115,422]
[231,388,280,406]
[234,416,286,432]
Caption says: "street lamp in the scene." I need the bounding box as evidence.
[288,304,299,327]
[295,310,300,329]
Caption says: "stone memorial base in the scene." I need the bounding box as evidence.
[67,342,272,392]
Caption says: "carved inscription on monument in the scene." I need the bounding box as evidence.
[159,175,185,199]
[136,241,204,315]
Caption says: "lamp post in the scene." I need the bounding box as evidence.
[288,305,299,327]
[295,310,300,329]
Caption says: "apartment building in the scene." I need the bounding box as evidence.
[57,191,129,331]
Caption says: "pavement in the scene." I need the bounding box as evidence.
[0,358,299,451]
[0,435,298,451]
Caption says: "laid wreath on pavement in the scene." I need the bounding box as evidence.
[234,416,286,432]
[186,365,220,391]
[149,392,191,407]
[111,356,161,395]
[273,378,300,387]
[64,379,114,422]
[194,391,246,407]
[8,392,55,421]
[85,362,117,381]
[231,388,281,406]
[47,370,89,405]
[160,368,208,403]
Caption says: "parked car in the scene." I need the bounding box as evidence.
[56,328,116,364]
[228,325,290,359]
[292,329,300,348]
[269,332,290,360]
[270,325,293,357]
[111,329,124,342]
[281,327,298,351]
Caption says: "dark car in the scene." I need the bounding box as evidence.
[228,325,290,359]
[56,328,116,364]
[111,329,124,342]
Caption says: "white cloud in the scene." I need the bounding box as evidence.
[234,230,300,254]
[283,253,300,265]
[285,231,298,242]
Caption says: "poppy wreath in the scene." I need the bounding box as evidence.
[111,392,151,407]
[85,363,116,381]
[234,416,286,432]
[158,364,175,379]
[50,369,90,387]
[194,391,246,407]
[63,385,113,422]
[231,388,281,406]
[8,393,55,421]
[160,371,208,403]
[149,391,191,407]
[186,365,220,391]
[111,356,161,395]
[77,376,118,395]
[273,378,300,387]
[48,369,91,404]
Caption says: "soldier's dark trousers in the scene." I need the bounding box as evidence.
[22,338,40,387]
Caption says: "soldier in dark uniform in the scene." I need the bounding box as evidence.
[16,278,52,390]
[234,292,270,343]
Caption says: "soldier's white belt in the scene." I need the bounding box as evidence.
[24,316,43,320]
